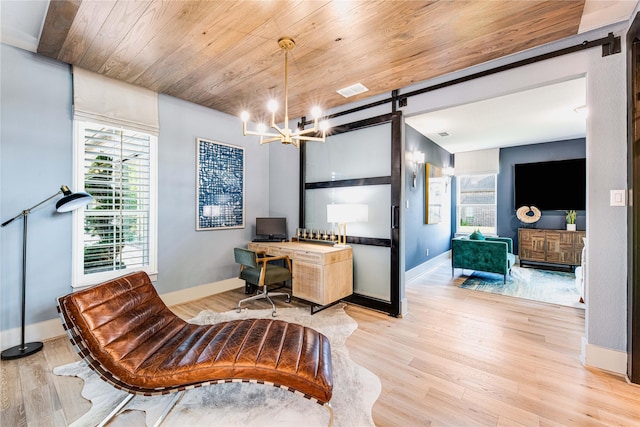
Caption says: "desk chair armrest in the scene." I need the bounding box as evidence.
[258,255,292,271]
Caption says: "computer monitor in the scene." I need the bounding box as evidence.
[255,217,287,240]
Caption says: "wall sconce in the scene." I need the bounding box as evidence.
[443,166,455,191]
[411,151,425,187]
[327,203,368,246]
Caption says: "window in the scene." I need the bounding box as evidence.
[456,173,497,235]
[73,121,157,287]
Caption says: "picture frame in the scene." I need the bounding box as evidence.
[196,138,245,230]
[425,163,445,224]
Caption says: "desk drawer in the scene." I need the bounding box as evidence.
[248,243,293,258]
[267,247,294,258]
[294,251,323,264]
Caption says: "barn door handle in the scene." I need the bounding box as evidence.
[391,205,399,229]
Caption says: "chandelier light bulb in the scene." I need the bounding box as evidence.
[240,37,329,147]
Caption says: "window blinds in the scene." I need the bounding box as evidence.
[80,123,153,277]
[72,66,159,135]
[454,148,500,175]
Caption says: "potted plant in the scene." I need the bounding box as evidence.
[566,210,577,231]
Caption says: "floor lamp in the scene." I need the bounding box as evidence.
[1,185,93,360]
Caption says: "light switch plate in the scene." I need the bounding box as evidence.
[610,189,626,206]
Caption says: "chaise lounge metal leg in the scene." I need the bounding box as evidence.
[152,391,185,427]
[97,393,134,427]
[324,402,334,427]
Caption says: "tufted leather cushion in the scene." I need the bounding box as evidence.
[58,271,333,403]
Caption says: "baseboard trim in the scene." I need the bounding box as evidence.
[399,297,408,317]
[581,336,628,376]
[406,250,451,282]
[0,278,245,347]
[160,277,244,307]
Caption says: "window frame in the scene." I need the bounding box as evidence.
[456,173,498,235]
[72,120,158,288]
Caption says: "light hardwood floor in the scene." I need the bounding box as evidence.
[2,261,640,426]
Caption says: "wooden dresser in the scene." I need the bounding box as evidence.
[247,241,353,307]
[518,228,586,267]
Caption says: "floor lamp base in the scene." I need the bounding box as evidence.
[1,341,44,360]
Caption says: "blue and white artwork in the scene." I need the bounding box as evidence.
[196,138,245,230]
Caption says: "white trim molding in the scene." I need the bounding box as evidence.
[406,250,451,283]
[581,336,628,376]
[160,277,244,307]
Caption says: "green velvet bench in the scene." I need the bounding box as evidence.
[451,235,516,283]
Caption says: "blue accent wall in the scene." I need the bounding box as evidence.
[497,138,586,253]
[1,45,73,330]
[0,44,271,332]
[405,125,454,271]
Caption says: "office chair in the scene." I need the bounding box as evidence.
[234,247,292,316]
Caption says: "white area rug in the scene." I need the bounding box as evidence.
[54,304,380,427]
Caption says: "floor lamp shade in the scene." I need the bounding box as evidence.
[56,185,93,212]
[1,185,93,360]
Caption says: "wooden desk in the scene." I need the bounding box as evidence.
[248,241,353,308]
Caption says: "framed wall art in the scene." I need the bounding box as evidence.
[196,138,245,230]
[425,163,445,224]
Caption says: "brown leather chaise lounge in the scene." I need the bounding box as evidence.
[57,271,334,426]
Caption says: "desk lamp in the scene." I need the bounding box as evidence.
[326,204,368,246]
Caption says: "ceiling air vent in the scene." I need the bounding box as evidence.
[337,83,369,98]
[438,132,450,137]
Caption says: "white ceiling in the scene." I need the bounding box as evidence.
[0,0,49,52]
[405,77,587,154]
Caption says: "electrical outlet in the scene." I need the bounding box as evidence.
[426,249,429,256]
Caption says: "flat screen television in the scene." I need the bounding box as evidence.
[255,217,287,240]
[514,158,586,211]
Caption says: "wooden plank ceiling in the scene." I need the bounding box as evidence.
[38,0,585,121]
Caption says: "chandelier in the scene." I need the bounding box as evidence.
[240,37,329,148]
